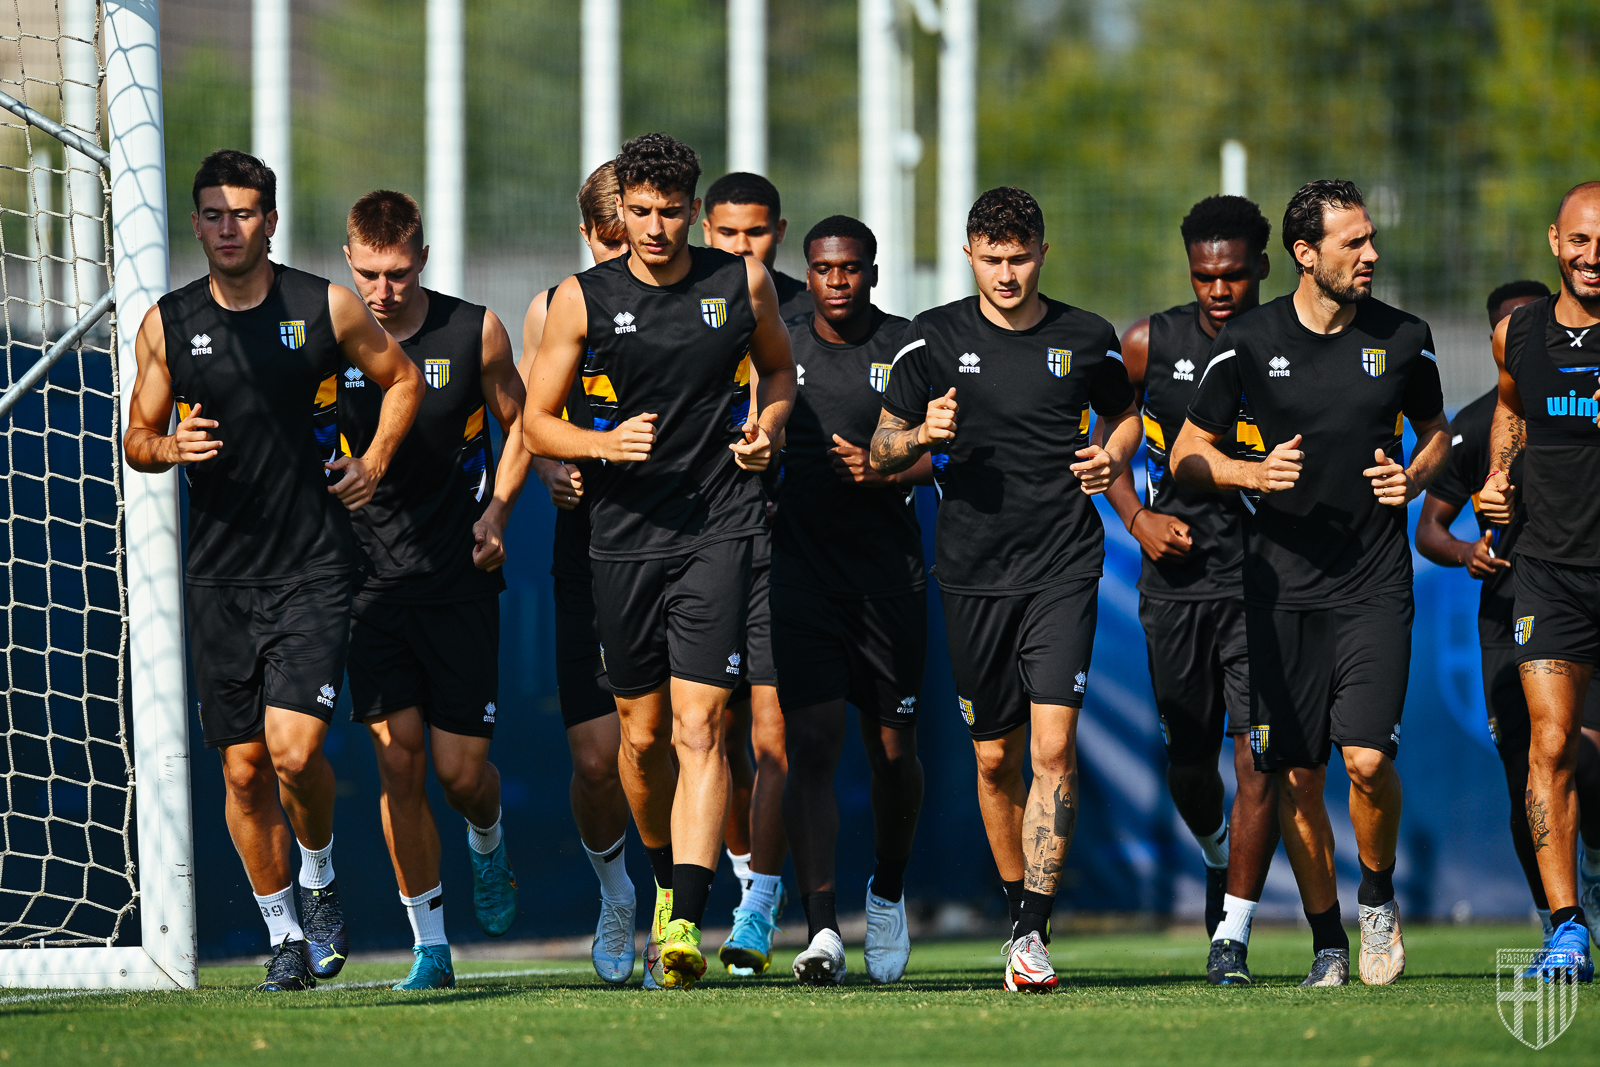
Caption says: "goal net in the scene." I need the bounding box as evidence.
[0,0,192,990]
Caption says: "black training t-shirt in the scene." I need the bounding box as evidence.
[576,247,765,561]
[772,308,925,598]
[1187,294,1444,608]
[1504,295,1600,568]
[1139,302,1250,600]
[1427,386,1524,645]
[340,290,505,604]
[774,269,812,324]
[160,264,352,585]
[881,295,1132,595]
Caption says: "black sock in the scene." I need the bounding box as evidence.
[1014,890,1054,938]
[1306,903,1349,954]
[1002,879,1024,926]
[871,856,909,903]
[802,891,839,940]
[645,845,673,890]
[1552,906,1585,931]
[667,863,715,925]
[1357,859,1395,907]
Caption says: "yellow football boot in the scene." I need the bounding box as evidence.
[660,918,708,989]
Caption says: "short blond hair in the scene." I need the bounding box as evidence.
[577,162,626,246]
[347,189,423,251]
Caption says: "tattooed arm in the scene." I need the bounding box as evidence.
[870,387,958,475]
[1482,314,1525,525]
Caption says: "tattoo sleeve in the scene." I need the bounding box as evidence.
[1495,413,1525,472]
[1022,772,1079,895]
[1526,788,1551,853]
[870,411,926,475]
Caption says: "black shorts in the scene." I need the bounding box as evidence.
[553,575,616,729]
[771,584,926,727]
[1245,590,1412,770]
[941,577,1097,741]
[1512,555,1600,668]
[347,595,500,738]
[732,540,777,701]
[186,576,352,749]
[591,537,753,697]
[1140,595,1249,766]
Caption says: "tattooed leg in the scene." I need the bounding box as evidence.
[1022,704,1081,896]
[1520,658,1591,910]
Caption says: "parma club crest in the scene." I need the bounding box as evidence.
[424,359,451,389]
[1047,347,1071,377]
[958,696,975,726]
[1361,348,1387,377]
[279,320,307,350]
[701,297,728,329]
[1249,726,1270,754]
[870,362,891,393]
[1514,616,1535,645]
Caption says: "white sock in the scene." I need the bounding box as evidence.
[467,809,503,855]
[1194,821,1229,870]
[727,849,753,893]
[297,836,335,889]
[743,872,781,918]
[584,834,636,904]
[1582,845,1600,878]
[1538,907,1554,942]
[401,884,448,948]
[1212,894,1258,945]
[255,885,304,947]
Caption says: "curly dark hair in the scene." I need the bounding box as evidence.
[705,171,780,218]
[1485,279,1550,319]
[192,148,276,213]
[1282,179,1364,272]
[1180,195,1271,258]
[613,132,702,199]
[802,214,877,263]
[966,186,1044,247]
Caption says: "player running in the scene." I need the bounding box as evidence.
[1414,280,1600,951]
[776,215,932,985]
[1173,180,1450,988]
[872,187,1141,992]
[338,190,531,990]
[700,170,798,972]
[524,133,797,990]
[1481,182,1600,981]
[124,151,423,992]
[521,162,640,984]
[1102,195,1281,985]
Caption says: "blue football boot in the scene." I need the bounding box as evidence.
[297,880,349,979]
[393,943,456,990]
[1538,919,1594,984]
[471,839,518,937]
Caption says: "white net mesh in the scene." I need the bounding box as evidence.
[0,0,132,948]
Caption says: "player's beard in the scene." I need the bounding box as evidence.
[1313,260,1371,305]
[1558,255,1600,308]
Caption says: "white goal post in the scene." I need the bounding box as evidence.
[0,0,194,990]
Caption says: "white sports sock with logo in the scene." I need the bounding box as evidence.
[467,808,503,855]
[297,836,335,889]
[1212,894,1258,945]
[1581,845,1600,878]
[1194,821,1229,870]
[401,884,448,948]
[727,849,753,895]
[255,885,305,947]
[584,835,635,904]
[744,873,782,919]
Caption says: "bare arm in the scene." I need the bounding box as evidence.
[124,304,225,473]
[730,256,797,472]
[1171,419,1302,494]
[470,309,529,570]
[1415,493,1508,578]
[519,287,583,511]
[1072,402,1141,495]
[870,388,957,475]
[522,276,655,463]
[829,435,934,487]
[326,283,424,509]
[1482,316,1524,526]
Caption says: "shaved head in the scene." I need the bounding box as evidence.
[1555,181,1600,226]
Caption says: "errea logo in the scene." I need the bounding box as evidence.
[343,366,366,388]
[190,333,212,356]
[726,652,742,675]
[958,352,981,373]
[316,684,336,708]
[613,311,637,334]
[1173,358,1195,381]
[1268,355,1291,378]
[483,702,496,723]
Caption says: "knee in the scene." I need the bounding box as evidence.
[1343,750,1393,797]
[1280,768,1324,807]
[974,746,1022,790]
[270,743,320,786]
[572,747,620,789]
[372,735,426,786]
[438,761,487,806]
[619,719,670,763]
[221,753,275,802]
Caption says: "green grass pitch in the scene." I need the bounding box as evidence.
[1,924,1594,1065]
